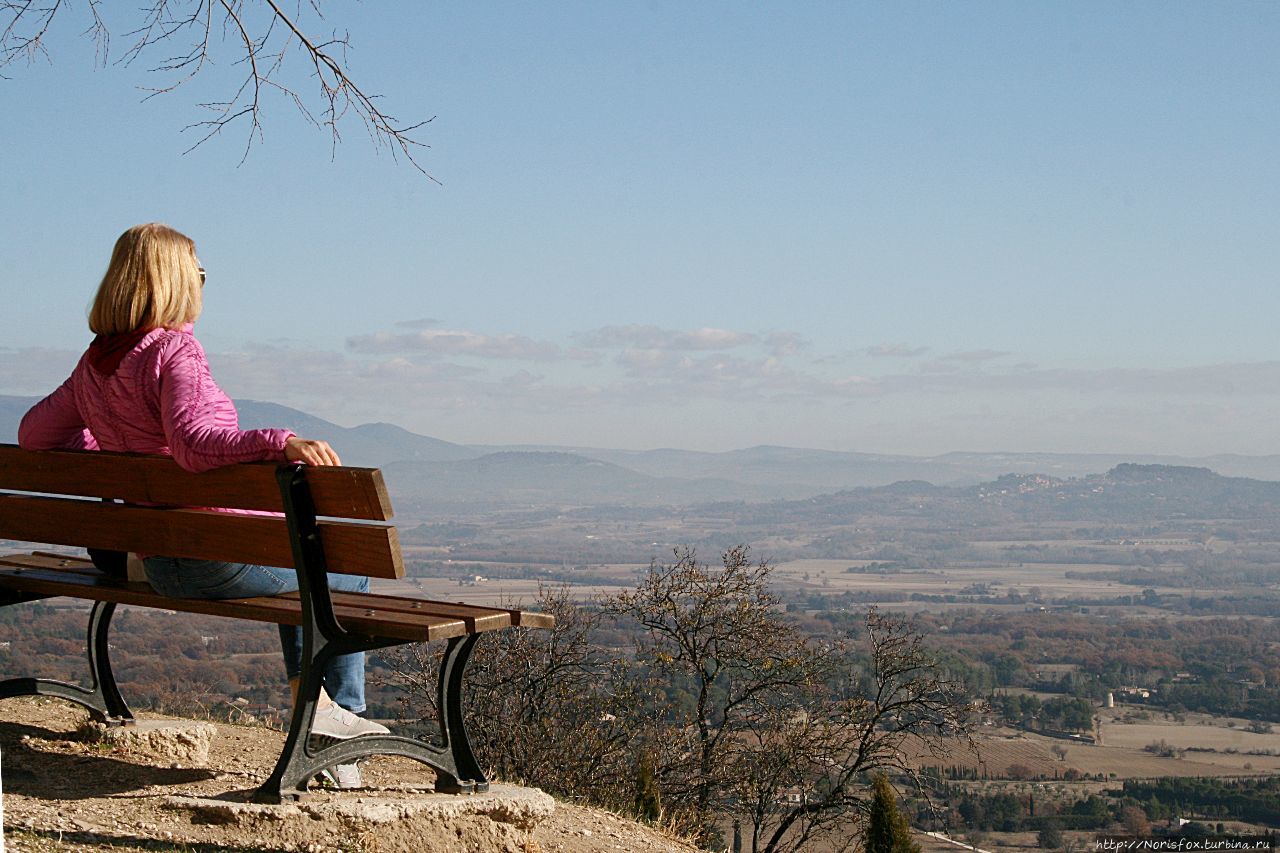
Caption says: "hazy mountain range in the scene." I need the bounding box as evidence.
[725,464,1280,529]
[6,395,1280,511]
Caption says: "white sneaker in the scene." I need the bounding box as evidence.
[317,763,363,789]
[310,703,390,740]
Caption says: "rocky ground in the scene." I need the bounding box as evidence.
[0,698,698,853]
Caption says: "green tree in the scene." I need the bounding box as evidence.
[634,753,662,823]
[865,775,920,853]
[1038,821,1064,849]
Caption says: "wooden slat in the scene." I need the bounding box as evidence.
[0,555,550,627]
[311,592,512,632]
[509,610,556,629]
[0,444,392,520]
[0,494,404,579]
[0,552,96,571]
[360,595,556,629]
[0,554,552,631]
[0,565,470,642]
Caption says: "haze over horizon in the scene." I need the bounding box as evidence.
[2,4,1276,457]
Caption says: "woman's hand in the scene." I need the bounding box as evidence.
[284,436,342,467]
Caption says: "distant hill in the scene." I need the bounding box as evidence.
[382,451,792,514]
[740,463,1280,529]
[6,394,1280,512]
[0,396,477,467]
[976,463,1280,518]
[0,395,35,441]
[538,444,936,490]
[234,400,478,466]
[495,443,1280,489]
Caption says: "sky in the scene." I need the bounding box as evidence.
[1,2,1278,456]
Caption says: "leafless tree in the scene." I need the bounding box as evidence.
[610,548,975,853]
[729,608,975,853]
[606,545,835,844]
[384,586,645,807]
[386,550,976,852]
[729,702,865,853]
[1,1,435,178]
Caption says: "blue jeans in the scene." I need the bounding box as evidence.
[142,557,369,713]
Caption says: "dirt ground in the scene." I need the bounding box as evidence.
[0,698,697,853]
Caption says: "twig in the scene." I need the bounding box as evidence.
[0,0,437,180]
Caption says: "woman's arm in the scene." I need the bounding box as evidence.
[18,375,99,451]
[158,336,297,472]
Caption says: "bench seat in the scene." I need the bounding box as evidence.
[0,552,552,641]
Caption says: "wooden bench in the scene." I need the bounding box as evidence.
[0,443,553,802]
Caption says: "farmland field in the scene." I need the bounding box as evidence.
[769,558,1211,602]
[910,717,1280,781]
[1099,711,1280,758]
[384,554,1169,606]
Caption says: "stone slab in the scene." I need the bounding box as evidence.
[166,783,555,830]
[81,718,216,766]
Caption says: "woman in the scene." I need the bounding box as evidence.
[19,223,384,786]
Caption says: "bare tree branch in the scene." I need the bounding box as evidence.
[0,0,436,180]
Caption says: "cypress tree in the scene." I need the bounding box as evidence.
[633,753,662,823]
[865,775,921,853]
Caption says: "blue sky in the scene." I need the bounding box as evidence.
[2,3,1278,454]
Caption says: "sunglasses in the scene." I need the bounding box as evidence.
[198,267,206,286]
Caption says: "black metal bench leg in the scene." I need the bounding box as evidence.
[437,634,488,793]
[88,601,134,724]
[0,601,134,726]
[255,646,333,803]
[253,635,492,802]
[256,464,494,801]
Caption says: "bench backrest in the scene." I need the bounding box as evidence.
[0,444,403,579]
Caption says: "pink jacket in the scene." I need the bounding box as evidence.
[18,326,294,472]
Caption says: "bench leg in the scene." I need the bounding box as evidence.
[255,644,331,802]
[437,634,486,791]
[0,601,134,726]
[87,600,134,724]
[253,635,491,803]
[259,464,491,801]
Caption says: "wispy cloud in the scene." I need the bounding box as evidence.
[393,317,439,330]
[918,349,1012,374]
[940,349,1010,363]
[942,348,1008,361]
[577,324,758,351]
[865,343,928,358]
[765,331,808,357]
[874,361,1280,396]
[346,329,564,360]
[10,333,1280,455]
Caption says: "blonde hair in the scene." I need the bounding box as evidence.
[88,223,203,335]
